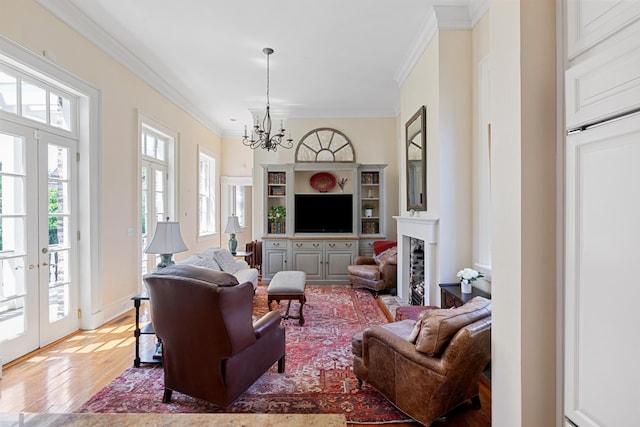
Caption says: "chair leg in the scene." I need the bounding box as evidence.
[471,395,481,410]
[357,377,363,389]
[163,388,173,403]
[278,355,285,373]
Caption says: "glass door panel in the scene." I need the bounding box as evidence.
[0,124,38,361]
[0,121,78,363]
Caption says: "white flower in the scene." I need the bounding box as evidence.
[456,268,483,282]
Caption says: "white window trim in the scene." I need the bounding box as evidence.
[137,111,180,284]
[197,146,218,239]
[0,34,103,330]
[221,176,252,230]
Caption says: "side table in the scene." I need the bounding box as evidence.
[132,293,161,367]
[439,283,491,308]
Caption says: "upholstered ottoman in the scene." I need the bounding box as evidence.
[267,271,307,325]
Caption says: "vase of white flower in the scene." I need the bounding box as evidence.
[456,267,484,294]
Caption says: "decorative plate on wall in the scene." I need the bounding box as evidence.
[310,172,336,192]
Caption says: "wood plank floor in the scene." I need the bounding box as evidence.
[0,302,491,427]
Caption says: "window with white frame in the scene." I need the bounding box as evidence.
[0,63,75,134]
[198,150,216,236]
[140,119,177,275]
[221,176,251,230]
[233,185,246,227]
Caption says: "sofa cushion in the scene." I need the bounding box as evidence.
[234,267,259,288]
[151,264,239,287]
[414,296,491,356]
[213,249,241,274]
[178,254,221,271]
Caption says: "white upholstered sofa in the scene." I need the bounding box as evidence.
[176,247,259,290]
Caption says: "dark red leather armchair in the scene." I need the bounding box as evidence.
[143,264,285,406]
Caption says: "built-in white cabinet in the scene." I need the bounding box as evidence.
[564,3,640,426]
[263,240,288,279]
[261,162,386,283]
[291,240,356,282]
[566,0,640,59]
[359,165,386,238]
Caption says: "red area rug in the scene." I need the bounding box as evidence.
[79,285,412,424]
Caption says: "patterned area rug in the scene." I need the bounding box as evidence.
[79,285,412,424]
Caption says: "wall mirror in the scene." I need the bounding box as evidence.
[406,105,426,211]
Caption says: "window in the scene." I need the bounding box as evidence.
[140,118,177,276]
[198,150,216,236]
[233,185,246,227]
[221,176,251,231]
[0,65,74,133]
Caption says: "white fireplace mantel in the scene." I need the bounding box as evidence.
[394,216,439,306]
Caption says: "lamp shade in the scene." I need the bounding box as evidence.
[144,221,188,255]
[224,215,242,234]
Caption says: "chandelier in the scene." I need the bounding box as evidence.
[242,48,293,152]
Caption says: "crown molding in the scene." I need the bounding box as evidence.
[394,10,440,86]
[433,6,472,29]
[469,0,490,27]
[35,0,223,136]
[394,3,487,87]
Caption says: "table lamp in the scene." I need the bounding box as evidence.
[144,218,188,268]
[224,214,242,254]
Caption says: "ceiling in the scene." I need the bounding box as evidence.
[38,0,483,136]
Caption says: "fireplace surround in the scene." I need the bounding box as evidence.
[394,216,439,306]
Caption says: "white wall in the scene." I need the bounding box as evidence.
[490,0,557,426]
[399,28,473,287]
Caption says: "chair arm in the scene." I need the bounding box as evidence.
[380,262,397,283]
[355,256,376,265]
[364,325,447,375]
[253,310,282,339]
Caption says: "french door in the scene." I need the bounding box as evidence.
[0,119,78,363]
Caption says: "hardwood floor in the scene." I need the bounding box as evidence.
[0,303,491,427]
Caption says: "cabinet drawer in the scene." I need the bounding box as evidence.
[265,240,287,249]
[325,241,356,251]
[292,241,323,250]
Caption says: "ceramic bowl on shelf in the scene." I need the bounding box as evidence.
[310,172,336,192]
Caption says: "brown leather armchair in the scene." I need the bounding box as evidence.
[352,297,491,426]
[347,245,397,296]
[143,264,285,406]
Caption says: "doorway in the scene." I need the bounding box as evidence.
[0,119,79,363]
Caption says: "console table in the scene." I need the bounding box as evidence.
[439,283,491,308]
[131,293,161,367]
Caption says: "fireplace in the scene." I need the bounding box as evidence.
[394,216,439,306]
[409,238,425,305]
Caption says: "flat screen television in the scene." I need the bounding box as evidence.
[295,194,353,233]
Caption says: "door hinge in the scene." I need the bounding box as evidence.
[76,152,80,162]
[77,308,81,319]
[77,231,81,241]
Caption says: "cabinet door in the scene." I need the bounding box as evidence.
[325,251,354,280]
[564,113,640,427]
[293,251,323,280]
[264,249,287,279]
